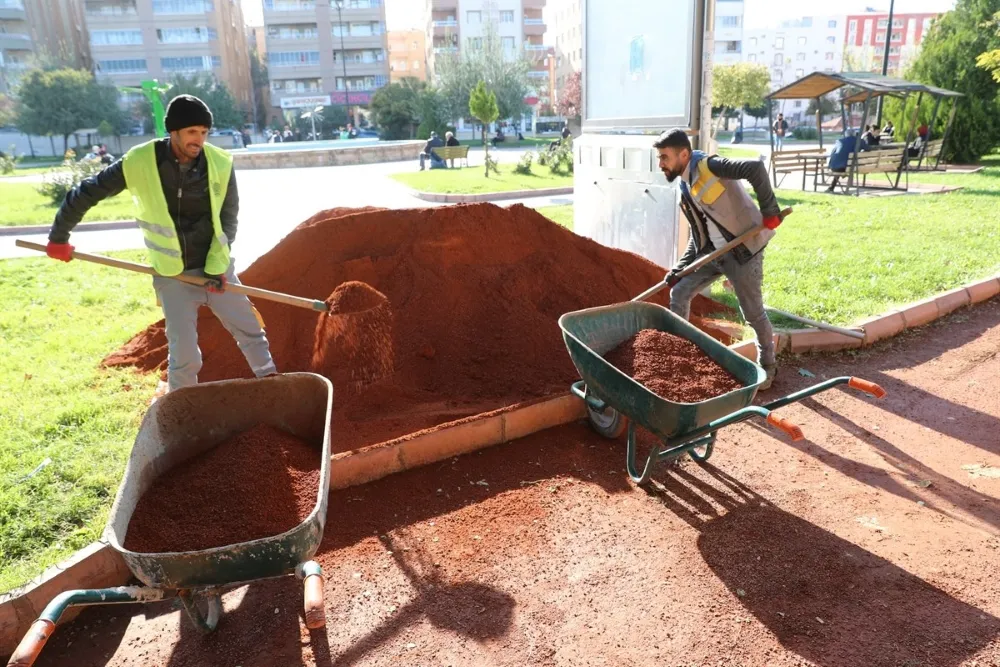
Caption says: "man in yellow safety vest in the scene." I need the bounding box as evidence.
[46,95,276,392]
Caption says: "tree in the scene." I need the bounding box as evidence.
[249,46,270,130]
[556,71,581,120]
[887,0,1000,163]
[0,94,15,127]
[469,80,499,177]
[711,62,770,136]
[15,68,120,152]
[806,94,838,118]
[975,10,1000,82]
[369,80,421,139]
[435,19,530,124]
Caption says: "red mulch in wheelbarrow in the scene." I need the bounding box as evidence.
[605,328,743,403]
[123,424,320,553]
[103,204,733,453]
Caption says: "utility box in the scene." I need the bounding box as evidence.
[574,0,714,269]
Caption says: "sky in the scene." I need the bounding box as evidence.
[242,0,958,32]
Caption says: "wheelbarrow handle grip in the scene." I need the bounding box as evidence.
[766,412,804,442]
[6,619,55,667]
[848,377,887,399]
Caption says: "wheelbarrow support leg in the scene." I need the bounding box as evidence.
[298,560,326,630]
[178,589,222,633]
[6,587,174,667]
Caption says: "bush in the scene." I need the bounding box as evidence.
[485,151,500,176]
[791,126,818,140]
[514,151,534,175]
[0,144,18,175]
[36,149,104,205]
[545,137,574,174]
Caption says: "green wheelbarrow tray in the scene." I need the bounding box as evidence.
[6,373,334,667]
[559,302,887,486]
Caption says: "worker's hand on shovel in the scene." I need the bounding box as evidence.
[664,268,683,288]
[204,273,227,294]
[45,241,75,263]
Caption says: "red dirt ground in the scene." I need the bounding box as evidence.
[29,299,1000,666]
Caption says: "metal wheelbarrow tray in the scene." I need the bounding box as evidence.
[8,372,333,667]
[559,302,886,486]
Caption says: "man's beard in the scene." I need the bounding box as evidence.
[662,169,680,182]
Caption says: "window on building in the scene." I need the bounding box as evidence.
[797,36,807,45]
[749,37,757,47]
[795,68,803,77]
[794,100,802,108]
[774,37,784,48]
[892,18,903,28]
[828,19,837,28]
[268,50,320,66]
[826,35,835,43]
[748,53,756,62]
[773,53,783,65]
[876,32,885,42]
[153,0,213,13]
[157,27,215,43]
[412,60,419,69]
[96,58,147,74]
[825,52,834,60]
[161,55,217,72]
[772,68,783,81]
[890,32,901,42]
[90,29,143,46]
[719,15,739,27]
[267,24,318,40]
[468,37,482,49]
[849,19,857,32]
[500,10,513,22]
[466,10,480,23]
[889,45,900,55]
[502,36,515,49]
[796,52,805,61]
[877,18,888,29]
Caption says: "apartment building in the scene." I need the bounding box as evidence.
[262,0,389,115]
[713,0,745,65]
[843,10,937,75]
[545,0,577,100]
[426,0,548,101]
[387,29,426,82]
[83,0,252,117]
[743,15,845,121]
[0,0,32,94]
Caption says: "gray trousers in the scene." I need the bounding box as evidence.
[152,261,277,391]
[669,250,775,366]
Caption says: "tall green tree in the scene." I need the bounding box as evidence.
[0,94,15,127]
[469,80,499,177]
[436,19,530,124]
[369,79,421,139]
[975,10,1000,82]
[886,0,1000,163]
[15,68,121,152]
[711,62,771,135]
[249,46,270,130]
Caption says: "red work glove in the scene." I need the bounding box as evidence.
[204,273,227,294]
[762,215,782,230]
[46,241,75,262]
[665,268,683,287]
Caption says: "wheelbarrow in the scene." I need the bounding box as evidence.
[7,372,334,667]
[559,302,886,486]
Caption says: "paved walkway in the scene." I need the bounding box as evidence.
[0,155,574,267]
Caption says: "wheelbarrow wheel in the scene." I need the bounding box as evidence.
[688,434,717,463]
[587,404,627,439]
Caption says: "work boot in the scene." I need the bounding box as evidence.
[760,363,778,391]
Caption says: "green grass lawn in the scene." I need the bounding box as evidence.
[0,252,160,593]
[535,153,1000,327]
[391,166,574,194]
[5,165,67,177]
[0,182,135,227]
[717,146,763,159]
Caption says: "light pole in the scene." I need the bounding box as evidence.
[333,0,350,124]
[301,104,324,140]
[876,0,896,126]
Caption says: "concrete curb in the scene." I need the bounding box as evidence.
[0,392,585,655]
[0,220,137,237]
[728,275,1000,360]
[412,186,573,203]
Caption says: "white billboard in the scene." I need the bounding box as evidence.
[582,0,705,131]
[280,95,332,110]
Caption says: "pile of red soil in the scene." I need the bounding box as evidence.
[105,204,730,452]
[123,424,320,553]
[605,329,743,403]
[313,281,394,395]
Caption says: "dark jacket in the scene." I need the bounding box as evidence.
[675,155,781,268]
[422,135,444,155]
[828,135,867,172]
[50,138,239,272]
[446,136,460,147]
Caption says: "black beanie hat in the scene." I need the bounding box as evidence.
[164,95,213,132]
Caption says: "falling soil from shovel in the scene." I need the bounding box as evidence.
[311,281,394,396]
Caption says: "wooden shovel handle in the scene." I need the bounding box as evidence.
[15,240,328,312]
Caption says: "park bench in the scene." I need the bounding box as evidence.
[909,138,944,171]
[434,145,470,168]
[769,148,828,189]
[825,145,908,194]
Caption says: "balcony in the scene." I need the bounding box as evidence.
[524,17,545,36]
[527,70,548,79]
[433,46,458,54]
[0,32,32,51]
[432,19,457,27]
[430,0,457,8]
[521,0,545,7]
[0,0,25,21]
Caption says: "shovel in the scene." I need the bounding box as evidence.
[632,207,793,303]
[15,240,330,312]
